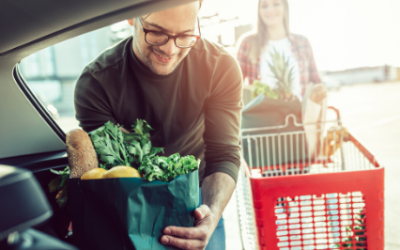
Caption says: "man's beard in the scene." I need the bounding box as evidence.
[135,40,186,76]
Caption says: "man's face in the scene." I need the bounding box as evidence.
[129,3,199,75]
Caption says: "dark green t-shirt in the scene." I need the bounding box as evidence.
[74,36,242,184]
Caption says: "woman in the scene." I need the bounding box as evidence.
[237,0,325,102]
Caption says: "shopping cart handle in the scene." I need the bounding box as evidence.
[328,106,341,124]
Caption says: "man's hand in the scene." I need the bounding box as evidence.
[161,205,216,250]
[161,172,235,249]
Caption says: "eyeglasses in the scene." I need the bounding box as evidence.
[137,17,201,48]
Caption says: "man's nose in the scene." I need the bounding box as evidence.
[158,38,179,56]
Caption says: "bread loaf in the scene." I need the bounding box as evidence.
[66,129,98,178]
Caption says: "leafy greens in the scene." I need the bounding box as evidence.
[48,166,70,208]
[88,119,199,182]
[88,120,165,170]
[140,154,200,182]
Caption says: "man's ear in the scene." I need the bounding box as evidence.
[127,19,135,27]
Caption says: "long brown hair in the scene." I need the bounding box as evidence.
[248,0,290,64]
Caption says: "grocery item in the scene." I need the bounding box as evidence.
[66,129,98,178]
[101,166,141,178]
[81,168,107,180]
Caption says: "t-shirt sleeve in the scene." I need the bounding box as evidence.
[203,50,243,183]
[74,67,117,133]
[237,38,249,81]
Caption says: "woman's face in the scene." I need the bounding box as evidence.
[259,0,285,28]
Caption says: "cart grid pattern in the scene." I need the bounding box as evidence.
[236,117,383,250]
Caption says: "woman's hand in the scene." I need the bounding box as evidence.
[309,84,327,104]
[161,205,217,250]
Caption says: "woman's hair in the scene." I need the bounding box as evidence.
[248,0,290,64]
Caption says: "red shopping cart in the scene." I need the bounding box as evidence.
[236,107,384,250]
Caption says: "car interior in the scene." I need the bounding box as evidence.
[0,0,194,249]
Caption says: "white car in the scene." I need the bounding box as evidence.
[322,76,342,90]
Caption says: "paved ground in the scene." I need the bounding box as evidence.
[327,81,400,250]
[57,81,400,249]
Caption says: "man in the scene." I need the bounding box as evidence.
[74,1,242,249]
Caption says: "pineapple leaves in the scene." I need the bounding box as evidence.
[267,48,295,99]
[252,48,296,101]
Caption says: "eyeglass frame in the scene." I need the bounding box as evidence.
[137,17,201,48]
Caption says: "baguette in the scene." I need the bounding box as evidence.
[66,129,98,178]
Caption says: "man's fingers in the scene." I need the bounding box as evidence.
[162,205,213,249]
[163,226,206,240]
[194,204,211,221]
[161,235,206,250]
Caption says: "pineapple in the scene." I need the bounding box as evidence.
[267,48,295,101]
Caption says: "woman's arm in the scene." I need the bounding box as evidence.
[305,38,321,84]
[304,38,327,102]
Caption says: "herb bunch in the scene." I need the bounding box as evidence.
[89,119,199,181]
[88,120,164,170]
[140,153,200,182]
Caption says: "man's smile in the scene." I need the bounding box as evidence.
[152,49,173,63]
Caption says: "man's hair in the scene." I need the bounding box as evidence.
[140,1,203,20]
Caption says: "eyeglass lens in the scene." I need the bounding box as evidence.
[146,33,197,48]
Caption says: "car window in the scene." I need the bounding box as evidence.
[17,2,251,133]
[18,22,133,133]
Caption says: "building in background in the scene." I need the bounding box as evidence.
[397,67,400,81]
[323,65,399,85]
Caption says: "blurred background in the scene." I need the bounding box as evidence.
[18,0,400,249]
[19,0,400,121]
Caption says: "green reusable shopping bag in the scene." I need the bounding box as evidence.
[69,170,199,250]
[241,94,309,169]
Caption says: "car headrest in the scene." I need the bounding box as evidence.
[0,165,52,242]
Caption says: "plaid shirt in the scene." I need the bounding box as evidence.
[237,33,321,96]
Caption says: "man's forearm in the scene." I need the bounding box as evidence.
[201,172,236,226]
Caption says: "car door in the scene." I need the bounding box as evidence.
[0,0,194,242]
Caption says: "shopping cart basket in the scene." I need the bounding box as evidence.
[236,107,384,250]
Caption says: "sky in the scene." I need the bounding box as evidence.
[200,0,400,71]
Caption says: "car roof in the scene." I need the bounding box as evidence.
[0,0,194,159]
[0,0,193,56]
